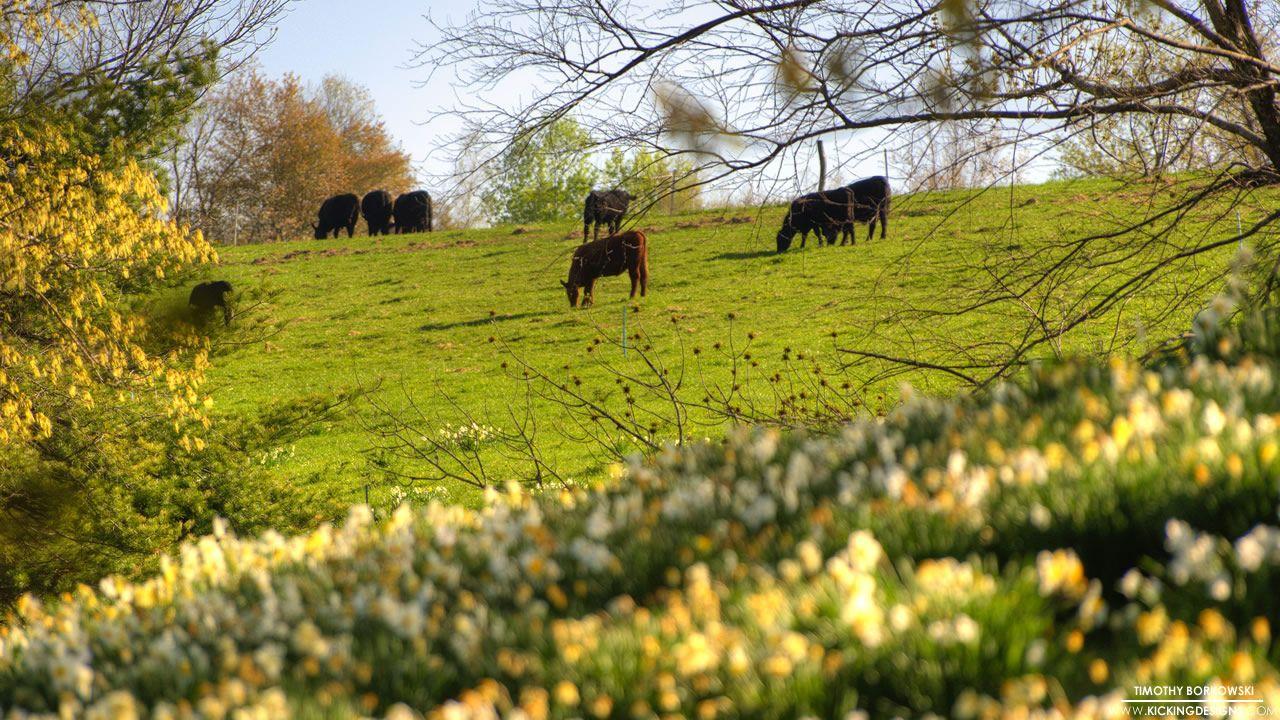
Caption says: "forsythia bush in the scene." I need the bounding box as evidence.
[1,4,350,603]
[3,316,1279,718]
[0,120,216,446]
[0,110,227,598]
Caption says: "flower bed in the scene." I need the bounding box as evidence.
[3,346,1280,717]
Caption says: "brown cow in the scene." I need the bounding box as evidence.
[561,231,649,307]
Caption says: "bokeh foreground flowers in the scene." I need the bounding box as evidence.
[4,317,1280,718]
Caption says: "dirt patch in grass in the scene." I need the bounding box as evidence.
[402,239,478,252]
[252,247,370,265]
[673,215,754,229]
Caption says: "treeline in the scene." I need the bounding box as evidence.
[477,118,703,225]
[169,68,415,244]
[169,76,704,244]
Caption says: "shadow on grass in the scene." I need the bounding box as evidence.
[418,310,552,332]
[712,249,776,261]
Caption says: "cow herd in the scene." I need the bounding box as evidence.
[564,176,891,306]
[195,175,892,321]
[775,176,890,252]
[313,190,434,239]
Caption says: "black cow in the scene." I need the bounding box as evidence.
[775,176,891,253]
[314,193,360,239]
[836,175,890,244]
[361,190,395,236]
[583,189,633,243]
[393,191,433,234]
[189,280,233,326]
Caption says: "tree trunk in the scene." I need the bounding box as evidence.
[816,140,827,191]
[1207,0,1280,175]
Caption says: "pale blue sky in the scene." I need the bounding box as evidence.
[255,0,459,181]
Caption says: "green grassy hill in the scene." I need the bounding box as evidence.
[199,177,1263,508]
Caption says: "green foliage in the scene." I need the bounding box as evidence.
[0,11,345,604]
[601,148,701,214]
[483,118,598,223]
[15,41,220,169]
[0,368,357,605]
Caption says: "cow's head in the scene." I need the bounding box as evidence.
[776,228,795,253]
[312,222,325,240]
[561,279,581,308]
[776,210,797,253]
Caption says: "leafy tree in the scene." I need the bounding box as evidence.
[315,75,416,194]
[175,68,415,243]
[601,148,702,214]
[0,1,341,603]
[483,118,597,223]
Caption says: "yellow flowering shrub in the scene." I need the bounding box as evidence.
[0,112,220,599]
[0,1,356,603]
[0,119,215,444]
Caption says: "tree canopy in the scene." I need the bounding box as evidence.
[0,0,329,603]
[173,68,415,243]
[483,117,598,224]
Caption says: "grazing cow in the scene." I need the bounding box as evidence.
[561,231,648,308]
[393,190,433,234]
[314,193,360,239]
[361,190,395,236]
[775,190,844,253]
[835,175,890,245]
[582,189,633,243]
[189,280,233,326]
[775,176,891,252]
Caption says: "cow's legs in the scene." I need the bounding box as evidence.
[583,279,596,307]
[583,221,589,243]
[629,269,638,298]
[222,303,232,326]
[879,209,888,239]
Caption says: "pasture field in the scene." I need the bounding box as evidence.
[198,176,1272,508]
